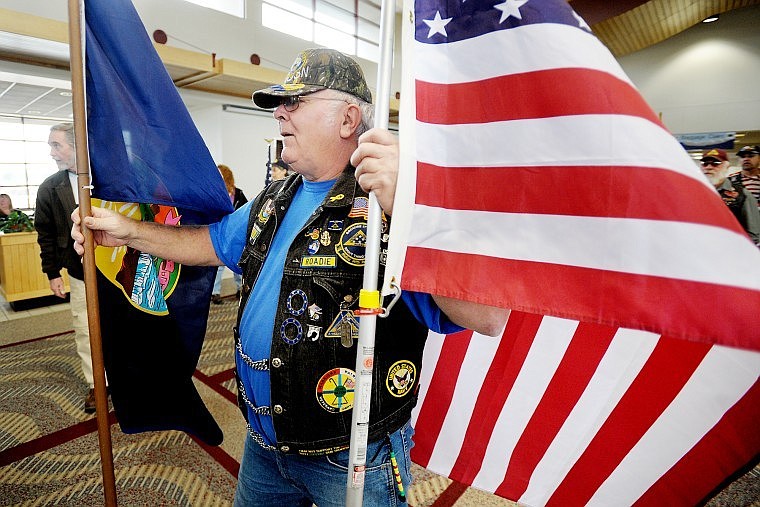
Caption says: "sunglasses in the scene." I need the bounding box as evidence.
[700,160,723,167]
[279,95,349,112]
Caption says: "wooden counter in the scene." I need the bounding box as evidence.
[0,231,69,302]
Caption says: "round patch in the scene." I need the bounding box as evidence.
[335,222,367,266]
[316,367,356,413]
[280,317,303,345]
[386,360,416,398]
[286,289,308,316]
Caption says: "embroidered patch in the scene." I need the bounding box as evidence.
[316,367,356,413]
[307,239,320,255]
[280,317,303,345]
[327,220,343,231]
[305,228,320,240]
[257,198,275,224]
[248,223,262,244]
[286,289,308,316]
[320,230,331,246]
[300,256,337,268]
[324,309,360,343]
[386,360,416,398]
[335,222,366,266]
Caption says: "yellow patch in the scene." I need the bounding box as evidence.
[300,256,337,268]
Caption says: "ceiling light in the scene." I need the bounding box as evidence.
[59,91,72,97]
[702,14,719,23]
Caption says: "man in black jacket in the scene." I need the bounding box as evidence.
[36,122,95,413]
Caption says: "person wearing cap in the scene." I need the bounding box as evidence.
[71,48,507,506]
[700,148,760,245]
[737,145,760,207]
[269,158,291,181]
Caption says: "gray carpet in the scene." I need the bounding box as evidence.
[0,307,72,346]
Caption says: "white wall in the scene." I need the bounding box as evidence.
[617,4,760,135]
[178,89,279,199]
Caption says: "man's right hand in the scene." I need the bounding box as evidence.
[49,277,66,298]
[71,206,131,256]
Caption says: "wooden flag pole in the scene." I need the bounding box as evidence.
[345,0,396,503]
[66,0,117,504]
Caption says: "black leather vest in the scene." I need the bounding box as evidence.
[235,167,428,455]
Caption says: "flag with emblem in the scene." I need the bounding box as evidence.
[385,0,760,503]
[83,0,233,445]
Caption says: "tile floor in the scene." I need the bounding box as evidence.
[0,292,69,322]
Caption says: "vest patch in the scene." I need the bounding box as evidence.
[335,222,366,266]
[325,309,360,345]
[280,317,303,345]
[386,360,417,398]
[316,367,356,413]
[300,256,337,268]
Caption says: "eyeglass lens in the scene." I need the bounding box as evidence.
[701,161,722,167]
[282,96,300,112]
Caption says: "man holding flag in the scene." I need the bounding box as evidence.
[73,47,506,506]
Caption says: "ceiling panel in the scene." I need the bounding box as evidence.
[0,80,72,119]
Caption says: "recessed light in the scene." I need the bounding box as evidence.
[702,14,719,23]
[27,110,41,114]
[59,91,72,96]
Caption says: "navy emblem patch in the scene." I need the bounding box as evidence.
[386,360,416,398]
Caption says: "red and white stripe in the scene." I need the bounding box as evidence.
[393,11,760,350]
[411,315,760,506]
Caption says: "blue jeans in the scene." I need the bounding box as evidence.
[213,266,241,295]
[233,423,414,506]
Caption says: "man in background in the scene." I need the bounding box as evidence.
[738,145,760,207]
[700,147,760,245]
[270,159,291,182]
[35,123,95,413]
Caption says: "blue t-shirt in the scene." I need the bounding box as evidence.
[209,179,463,444]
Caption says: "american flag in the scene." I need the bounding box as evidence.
[410,319,760,505]
[386,0,760,350]
[383,0,760,503]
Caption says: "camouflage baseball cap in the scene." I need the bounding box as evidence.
[252,48,372,109]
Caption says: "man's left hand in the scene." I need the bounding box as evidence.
[351,128,399,215]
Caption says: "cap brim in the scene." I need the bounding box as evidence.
[738,151,758,157]
[252,84,326,109]
[701,157,723,162]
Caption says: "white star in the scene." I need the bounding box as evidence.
[572,10,591,30]
[494,0,528,23]
[423,11,453,38]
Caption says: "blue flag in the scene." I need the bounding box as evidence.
[85,0,233,446]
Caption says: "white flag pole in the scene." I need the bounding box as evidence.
[345,0,396,502]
